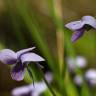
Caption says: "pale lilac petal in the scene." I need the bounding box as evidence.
[85,69,96,86]
[67,56,87,71]
[74,75,83,86]
[21,53,45,63]
[85,69,96,80]
[76,56,87,68]
[0,49,17,64]
[71,29,85,42]
[82,16,96,28]
[11,63,26,81]
[88,79,96,86]
[65,21,85,31]
[17,47,36,58]
[31,82,47,96]
[45,72,53,83]
[12,85,31,96]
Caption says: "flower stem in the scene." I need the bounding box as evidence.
[27,66,35,86]
[36,63,56,96]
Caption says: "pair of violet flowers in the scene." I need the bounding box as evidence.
[0,47,45,81]
[65,15,96,42]
[74,69,96,87]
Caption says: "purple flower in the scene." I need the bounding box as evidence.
[12,72,53,96]
[85,69,96,86]
[0,47,45,81]
[67,56,87,72]
[12,85,32,96]
[65,16,96,42]
[73,75,83,86]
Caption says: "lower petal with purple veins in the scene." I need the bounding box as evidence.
[11,63,26,81]
[71,29,85,42]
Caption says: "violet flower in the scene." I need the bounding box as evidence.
[85,69,96,86]
[67,56,87,72]
[12,85,32,96]
[12,72,53,96]
[0,47,45,81]
[73,75,83,86]
[65,15,96,42]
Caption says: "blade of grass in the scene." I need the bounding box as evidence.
[5,0,27,48]
[64,69,79,96]
[53,0,64,76]
[81,81,91,96]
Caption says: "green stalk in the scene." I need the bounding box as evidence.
[54,0,64,76]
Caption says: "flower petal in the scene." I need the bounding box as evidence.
[21,53,45,63]
[12,85,32,96]
[65,20,85,31]
[71,29,85,42]
[17,47,36,58]
[11,63,26,81]
[82,16,96,28]
[0,49,17,64]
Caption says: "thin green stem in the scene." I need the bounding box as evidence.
[27,66,35,86]
[36,63,56,96]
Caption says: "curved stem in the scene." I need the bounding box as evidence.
[27,66,34,86]
[36,63,56,96]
